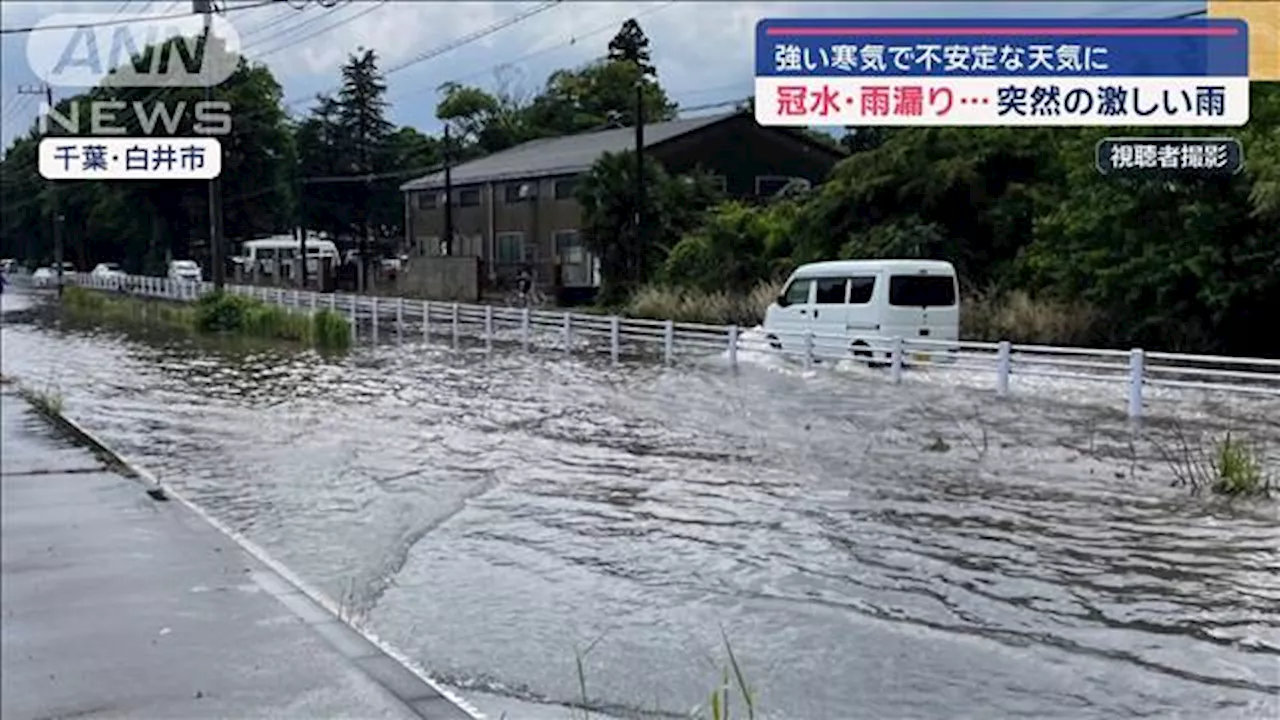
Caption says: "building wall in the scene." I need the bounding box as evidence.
[407,174,587,289]
[403,116,844,289]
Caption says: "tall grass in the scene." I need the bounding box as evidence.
[627,280,782,327]
[962,289,1101,346]
[63,288,353,350]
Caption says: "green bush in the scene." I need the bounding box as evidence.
[312,309,351,350]
[195,292,256,332]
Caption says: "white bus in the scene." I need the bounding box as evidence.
[241,235,340,278]
[763,259,960,364]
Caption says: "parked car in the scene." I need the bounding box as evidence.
[91,262,126,288]
[763,259,960,365]
[31,267,56,288]
[167,260,202,282]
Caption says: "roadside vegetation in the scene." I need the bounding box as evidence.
[22,384,64,416]
[1155,426,1274,498]
[4,22,1277,353]
[62,286,351,350]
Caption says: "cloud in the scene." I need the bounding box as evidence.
[2,0,1205,148]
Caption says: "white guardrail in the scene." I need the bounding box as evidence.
[21,271,1280,419]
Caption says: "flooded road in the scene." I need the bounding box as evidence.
[3,291,1278,719]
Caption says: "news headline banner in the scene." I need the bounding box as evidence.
[755,18,1250,126]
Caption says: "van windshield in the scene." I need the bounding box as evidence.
[889,275,956,307]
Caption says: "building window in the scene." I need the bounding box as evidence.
[505,182,536,203]
[457,188,480,207]
[553,177,578,200]
[416,192,437,210]
[496,232,524,264]
[754,175,794,197]
[553,230,584,262]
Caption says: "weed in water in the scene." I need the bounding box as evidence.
[1153,423,1272,498]
[22,384,64,416]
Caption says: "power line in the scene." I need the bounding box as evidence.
[0,0,277,34]
[382,1,563,77]
[254,0,388,59]
[389,0,676,102]
[242,0,347,46]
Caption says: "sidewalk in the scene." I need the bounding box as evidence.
[0,389,475,719]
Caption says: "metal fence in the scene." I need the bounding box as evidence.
[35,272,1280,419]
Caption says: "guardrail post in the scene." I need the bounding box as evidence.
[521,308,530,351]
[423,300,430,341]
[610,316,620,364]
[310,292,317,312]
[563,312,572,353]
[484,305,493,353]
[664,320,674,365]
[451,302,459,349]
[371,296,379,342]
[727,325,739,367]
[293,289,299,307]
[349,295,357,342]
[803,331,814,369]
[1128,348,1145,420]
[890,336,904,383]
[996,341,1011,395]
[396,297,405,338]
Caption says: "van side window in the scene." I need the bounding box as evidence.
[814,278,846,304]
[783,278,812,305]
[847,276,875,304]
[889,275,956,306]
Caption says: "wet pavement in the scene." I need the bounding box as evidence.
[0,385,473,720]
[2,289,1279,720]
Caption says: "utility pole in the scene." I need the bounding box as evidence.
[296,173,307,288]
[195,0,225,290]
[633,82,644,287]
[19,84,63,296]
[442,125,454,256]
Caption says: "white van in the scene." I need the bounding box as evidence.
[763,259,960,364]
[242,235,339,279]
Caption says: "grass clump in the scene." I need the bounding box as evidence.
[20,382,64,416]
[194,291,349,349]
[313,309,352,350]
[626,280,781,327]
[962,289,1101,345]
[1155,425,1273,498]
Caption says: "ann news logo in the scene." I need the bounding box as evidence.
[26,11,241,88]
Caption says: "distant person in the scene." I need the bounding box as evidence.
[516,265,533,296]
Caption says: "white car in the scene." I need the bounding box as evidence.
[31,267,56,288]
[91,262,126,288]
[168,260,202,282]
[763,259,960,365]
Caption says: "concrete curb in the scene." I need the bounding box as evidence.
[6,382,486,720]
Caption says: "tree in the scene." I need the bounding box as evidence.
[333,48,395,272]
[577,152,722,304]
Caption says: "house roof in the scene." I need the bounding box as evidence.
[401,111,828,192]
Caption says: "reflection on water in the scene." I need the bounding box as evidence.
[3,291,1278,720]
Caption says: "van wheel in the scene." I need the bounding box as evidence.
[852,342,886,369]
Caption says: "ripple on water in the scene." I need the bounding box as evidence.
[3,297,1278,720]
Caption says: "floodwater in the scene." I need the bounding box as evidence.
[3,290,1278,720]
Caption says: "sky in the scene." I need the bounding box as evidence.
[1,0,1206,150]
